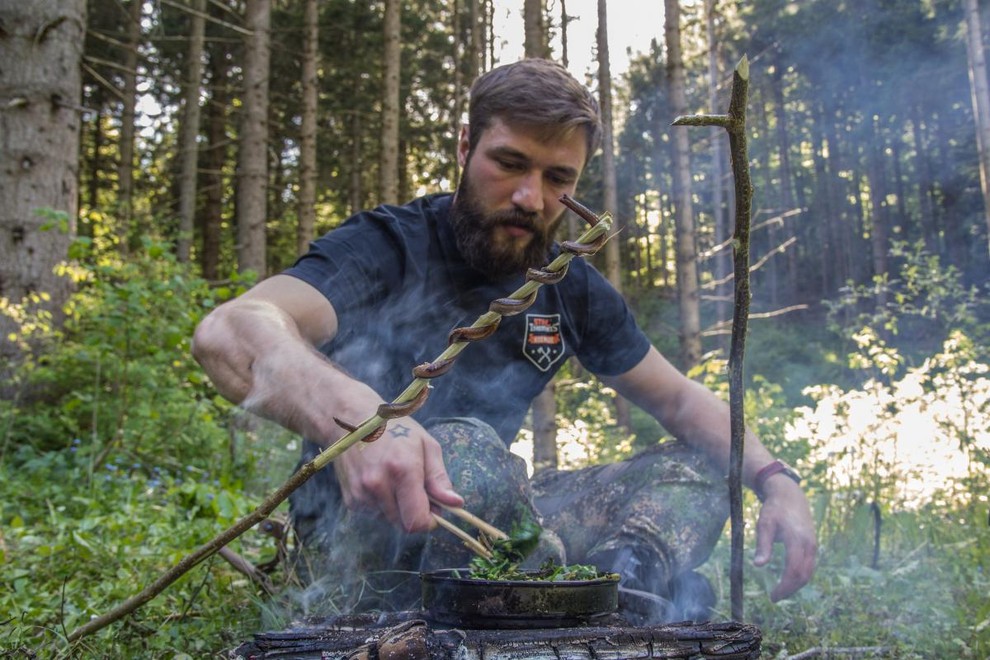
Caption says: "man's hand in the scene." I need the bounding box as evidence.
[752,478,817,601]
[333,418,463,533]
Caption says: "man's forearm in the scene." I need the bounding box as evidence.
[192,300,382,446]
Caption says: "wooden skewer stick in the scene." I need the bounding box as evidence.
[429,497,509,540]
[431,513,492,559]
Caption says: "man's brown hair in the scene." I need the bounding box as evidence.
[466,58,602,163]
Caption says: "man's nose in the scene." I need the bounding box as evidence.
[511,171,545,214]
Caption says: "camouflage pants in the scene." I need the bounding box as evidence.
[286,418,727,616]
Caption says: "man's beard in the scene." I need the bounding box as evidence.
[448,171,562,280]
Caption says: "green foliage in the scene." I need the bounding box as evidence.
[796,327,990,536]
[0,242,286,656]
[825,240,985,367]
[691,354,802,461]
[709,500,990,658]
[0,445,275,657]
[552,365,640,466]
[1,239,252,471]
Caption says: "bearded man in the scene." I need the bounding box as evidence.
[192,58,816,623]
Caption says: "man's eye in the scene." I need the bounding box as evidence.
[497,159,524,171]
[547,173,574,186]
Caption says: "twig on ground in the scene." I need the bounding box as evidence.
[786,646,892,659]
[218,546,276,595]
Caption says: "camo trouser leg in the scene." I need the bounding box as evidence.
[286,418,562,615]
[532,440,728,596]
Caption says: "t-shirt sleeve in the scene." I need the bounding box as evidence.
[283,212,404,312]
[573,264,652,378]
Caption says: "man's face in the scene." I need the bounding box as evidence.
[449,118,587,279]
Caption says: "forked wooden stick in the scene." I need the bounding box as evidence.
[673,54,753,622]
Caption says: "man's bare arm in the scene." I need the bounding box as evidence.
[602,346,817,600]
[191,274,462,531]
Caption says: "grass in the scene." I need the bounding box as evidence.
[3,438,988,658]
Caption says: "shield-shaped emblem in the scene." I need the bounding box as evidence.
[523,313,564,372]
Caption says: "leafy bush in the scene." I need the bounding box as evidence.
[1,239,251,472]
[0,241,291,656]
[0,445,277,657]
[825,240,986,365]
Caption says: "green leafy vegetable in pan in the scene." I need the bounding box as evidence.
[467,518,615,582]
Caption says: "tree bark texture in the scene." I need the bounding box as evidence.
[769,54,797,305]
[200,38,229,282]
[524,0,557,474]
[560,0,572,69]
[236,0,271,276]
[530,384,558,472]
[379,0,401,204]
[470,0,485,75]
[524,0,550,59]
[596,0,631,431]
[349,112,364,215]
[706,0,730,337]
[673,54,755,623]
[116,0,141,252]
[177,0,206,263]
[0,0,84,356]
[664,0,702,369]
[964,0,990,257]
[296,0,319,257]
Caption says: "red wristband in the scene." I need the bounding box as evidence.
[754,459,800,501]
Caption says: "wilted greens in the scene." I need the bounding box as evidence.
[466,518,611,582]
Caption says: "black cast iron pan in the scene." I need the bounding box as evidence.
[421,569,619,629]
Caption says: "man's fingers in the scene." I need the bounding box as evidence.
[422,435,463,508]
[771,539,816,601]
[753,503,818,601]
[752,511,776,567]
[394,470,432,532]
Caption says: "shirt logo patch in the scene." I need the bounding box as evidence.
[523,313,565,372]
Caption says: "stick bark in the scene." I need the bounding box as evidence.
[673,55,753,622]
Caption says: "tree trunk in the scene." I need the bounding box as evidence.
[177,0,206,263]
[200,34,230,283]
[665,0,702,369]
[531,386,558,472]
[487,0,496,73]
[523,0,556,470]
[706,0,730,338]
[866,116,890,302]
[561,0,582,243]
[810,103,835,296]
[117,0,141,253]
[560,0,571,71]
[964,0,990,258]
[297,0,319,256]
[349,112,364,214]
[236,0,271,276]
[86,105,104,215]
[769,54,797,305]
[909,106,940,255]
[524,0,550,59]
[470,0,485,75]
[0,0,84,362]
[379,0,401,204]
[596,0,631,430]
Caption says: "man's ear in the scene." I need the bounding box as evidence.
[457,125,470,168]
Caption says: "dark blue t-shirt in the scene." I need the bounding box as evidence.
[284,193,651,444]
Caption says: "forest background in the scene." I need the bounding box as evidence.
[1,0,989,657]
